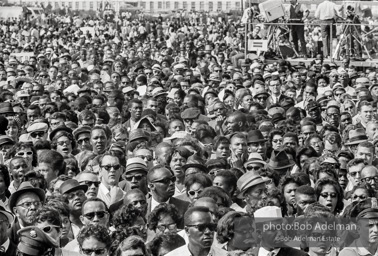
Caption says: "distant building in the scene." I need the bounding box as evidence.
[7,0,244,12]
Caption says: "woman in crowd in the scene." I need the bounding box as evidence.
[315,178,344,216]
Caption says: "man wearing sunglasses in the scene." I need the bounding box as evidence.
[97,153,125,207]
[165,206,215,256]
[119,157,148,195]
[24,121,48,145]
[76,172,100,199]
[146,165,189,227]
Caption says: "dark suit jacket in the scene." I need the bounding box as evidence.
[276,247,309,256]
[6,240,17,256]
[8,220,21,245]
[146,196,190,229]
[266,95,287,109]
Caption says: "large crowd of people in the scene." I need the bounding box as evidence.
[1,3,378,256]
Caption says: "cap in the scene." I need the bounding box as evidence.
[26,122,48,133]
[126,157,148,174]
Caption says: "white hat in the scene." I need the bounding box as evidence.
[254,206,282,222]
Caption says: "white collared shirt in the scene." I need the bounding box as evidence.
[97,183,111,206]
[258,247,281,256]
[151,196,169,212]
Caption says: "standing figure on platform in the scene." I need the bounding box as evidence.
[288,0,309,58]
[315,0,340,58]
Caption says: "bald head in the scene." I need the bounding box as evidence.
[361,165,378,179]
[155,142,173,165]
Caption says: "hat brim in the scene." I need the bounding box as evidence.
[253,93,269,98]
[237,179,267,199]
[9,187,45,213]
[0,210,14,224]
[62,184,88,195]
[182,163,208,172]
[267,160,295,170]
[345,139,368,146]
[244,160,266,168]
[49,126,73,141]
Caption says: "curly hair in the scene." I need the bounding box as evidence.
[315,178,344,214]
[198,186,232,208]
[148,233,186,256]
[51,131,76,151]
[6,142,38,167]
[166,146,193,166]
[184,173,213,196]
[313,165,338,181]
[112,204,145,233]
[114,235,148,256]
[0,164,10,197]
[30,206,62,226]
[148,203,181,231]
[216,211,253,244]
[77,224,112,248]
[45,199,70,218]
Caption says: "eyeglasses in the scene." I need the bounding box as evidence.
[246,165,262,171]
[157,223,177,232]
[83,211,108,220]
[30,131,45,138]
[101,164,121,171]
[16,151,33,156]
[361,176,378,183]
[42,225,61,233]
[352,194,367,201]
[66,190,86,200]
[320,193,337,199]
[188,189,203,197]
[128,224,147,232]
[151,176,176,184]
[78,138,90,144]
[81,181,100,187]
[57,140,71,146]
[125,174,144,181]
[17,201,42,209]
[80,247,107,256]
[327,113,339,118]
[186,223,217,232]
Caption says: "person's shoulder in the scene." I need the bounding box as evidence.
[165,244,190,256]
[278,247,308,256]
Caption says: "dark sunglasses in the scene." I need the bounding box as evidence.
[81,181,100,187]
[152,176,176,184]
[81,248,107,255]
[246,166,262,171]
[83,211,108,220]
[42,225,61,233]
[101,164,121,171]
[188,190,202,196]
[30,131,45,138]
[186,223,217,232]
[125,174,144,181]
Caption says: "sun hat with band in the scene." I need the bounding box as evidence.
[244,153,266,169]
[9,181,45,214]
[237,171,267,199]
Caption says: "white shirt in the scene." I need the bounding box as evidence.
[97,183,111,206]
[258,247,281,256]
[151,196,169,212]
[165,245,192,256]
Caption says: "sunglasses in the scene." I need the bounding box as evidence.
[16,151,33,156]
[186,223,217,232]
[81,181,100,187]
[152,176,176,184]
[57,140,71,146]
[125,174,144,181]
[30,132,45,138]
[246,165,262,171]
[83,211,108,220]
[42,225,61,233]
[101,164,121,171]
[80,247,107,256]
[188,189,203,197]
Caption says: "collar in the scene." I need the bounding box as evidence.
[353,239,378,256]
[259,247,281,256]
[99,182,110,195]
[1,239,9,251]
[151,196,170,212]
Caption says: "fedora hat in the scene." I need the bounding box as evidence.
[129,129,149,143]
[247,130,267,144]
[9,182,45,213]
[244,153,266,168]
[182,153,208,173]
[267,150,295,170]
[60,179,88,195]
[253,88,269,99]
[237,171,266,199]
[0,135,14,147]
[345,128,368,146]
[0,102,14,115]
[49,124,73,141]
